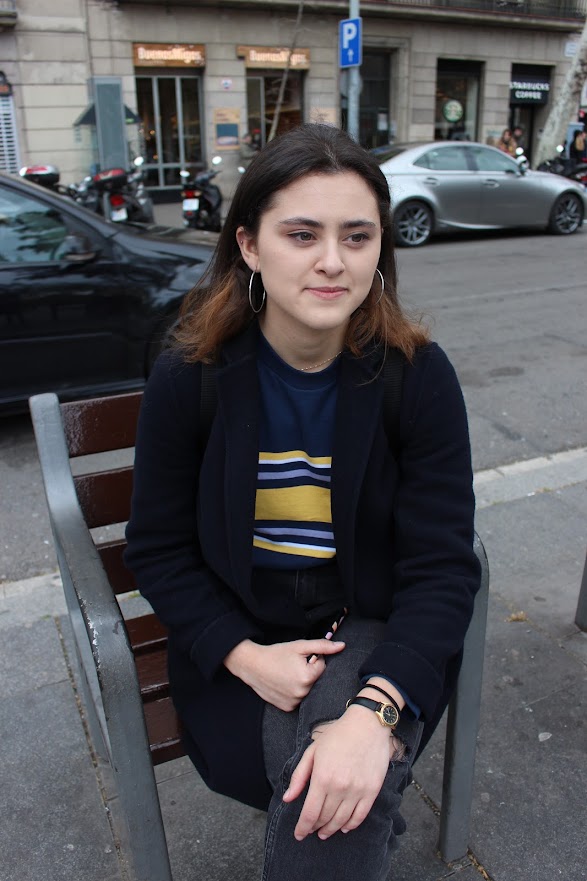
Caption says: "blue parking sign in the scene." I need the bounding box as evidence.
[339,17,362,68]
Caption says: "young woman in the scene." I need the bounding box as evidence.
[496,128,517,155]
[125,124,480,881]
[569,128,586,165]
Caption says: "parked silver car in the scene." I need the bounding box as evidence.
[375,142,587,247]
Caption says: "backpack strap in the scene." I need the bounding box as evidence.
[382,347,404,460]
[198,362,218,459]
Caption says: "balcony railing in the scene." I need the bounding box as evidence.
[371,0,586,19]
[115,0,586,21]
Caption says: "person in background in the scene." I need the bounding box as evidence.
[496,128,517,155]
[569,128,586,165]
[124,124,481,881]
[240,131,259,168]
[512,125,526,152]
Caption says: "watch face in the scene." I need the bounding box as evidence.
[381,705,399,727]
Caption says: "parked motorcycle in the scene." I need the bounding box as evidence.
[536,144,587,188]
[21,158,154,223]
[180,156,223,231]
[77,156,155,223]
[19,164,78,198]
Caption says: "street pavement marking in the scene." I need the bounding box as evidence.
[474,447,587,509]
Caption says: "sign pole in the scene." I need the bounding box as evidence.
[348,0,360,141]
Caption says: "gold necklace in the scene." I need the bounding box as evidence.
[298,351,342,372]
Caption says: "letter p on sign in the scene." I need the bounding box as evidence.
[339,17,362,68]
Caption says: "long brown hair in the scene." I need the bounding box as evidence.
[174,124,429,361]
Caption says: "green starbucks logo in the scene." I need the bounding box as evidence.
[443,99,464,123]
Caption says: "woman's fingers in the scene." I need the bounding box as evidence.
[315,800,356,840]
[288,711,392,839]
[293,779,327,840]
[339,797,374,834]
[228,639,344,710]
[299,638,345,656]
[283,741,316,803]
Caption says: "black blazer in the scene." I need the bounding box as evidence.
[125,323,480,810]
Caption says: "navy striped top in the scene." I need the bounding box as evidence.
[253,333,339,570]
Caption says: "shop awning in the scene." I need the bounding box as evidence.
[74,103,140,126]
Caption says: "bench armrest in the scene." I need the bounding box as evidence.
[29,393,172,881]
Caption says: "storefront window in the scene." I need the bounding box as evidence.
[435,60,482,142]
[246,72,303,147]
[136,73,202,190]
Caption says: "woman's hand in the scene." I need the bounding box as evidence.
[283,705,396,840]
[223,638,345,711]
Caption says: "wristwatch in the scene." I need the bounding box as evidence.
[346,696,400,729]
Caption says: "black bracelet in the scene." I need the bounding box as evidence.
[360,683,401,716]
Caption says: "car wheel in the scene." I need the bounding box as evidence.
[393,201,433,247]
[548,192,584,235]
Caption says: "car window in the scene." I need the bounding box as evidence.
[469,146,519,173]
[373,145,410,164]
[0,186,70,264]
[414,146,469,171]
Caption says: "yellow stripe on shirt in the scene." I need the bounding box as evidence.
[252,537,335,558]
[255,485,332,523]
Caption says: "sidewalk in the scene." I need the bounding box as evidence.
[1,454,586,881]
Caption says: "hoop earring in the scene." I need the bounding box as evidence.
[374,268,385,306]
[248,271,266,314]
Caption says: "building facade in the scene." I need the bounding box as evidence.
[1,0,585,198]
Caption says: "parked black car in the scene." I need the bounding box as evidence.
[0,172,215,413]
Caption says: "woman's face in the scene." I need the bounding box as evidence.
[237,171,382,344]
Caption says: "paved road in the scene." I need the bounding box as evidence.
[1,228,585,583]
[395,227,585,471]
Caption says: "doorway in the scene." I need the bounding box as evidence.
[135,73,203,193]
[246,72,304,146]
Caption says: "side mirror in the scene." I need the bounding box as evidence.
[211,155,223,166]
[60,233,97,263]
[133,156,145,168]
[179,169,190,180]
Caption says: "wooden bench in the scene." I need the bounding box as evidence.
[29,389,490,881]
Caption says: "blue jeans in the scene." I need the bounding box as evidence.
[261,618,423,881]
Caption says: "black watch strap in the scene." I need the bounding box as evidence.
[346,696,381,712]
[362,684,401,716]
[346,696,400,729]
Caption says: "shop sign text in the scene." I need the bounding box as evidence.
[237,46,310,69]
[133,43,206,68]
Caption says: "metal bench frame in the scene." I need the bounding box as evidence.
[30,390,489,880]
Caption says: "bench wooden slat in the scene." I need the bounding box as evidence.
[74,467,133,528]
[97,539,136,595]
[61,392,143,457]
[135,647,170,703]
[127,613,168,654]
[143,698,184,765]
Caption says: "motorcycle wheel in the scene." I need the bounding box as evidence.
[547,192,584,235]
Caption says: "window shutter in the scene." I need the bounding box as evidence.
[0,95,20,173]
